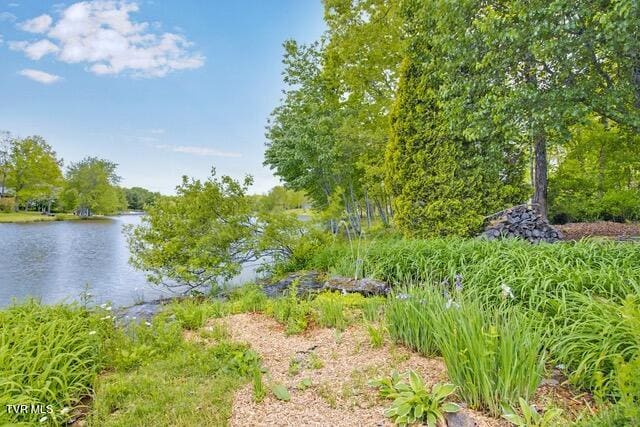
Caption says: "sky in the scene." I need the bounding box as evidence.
[0,0,325,194]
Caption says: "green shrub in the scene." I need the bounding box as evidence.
[362,297,386,322]
[366,323,385,348]
[370,370,460,426]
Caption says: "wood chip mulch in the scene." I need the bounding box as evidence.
[217,313,506,427]
[556,221,640,240]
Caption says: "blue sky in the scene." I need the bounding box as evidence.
[0,0,325,194]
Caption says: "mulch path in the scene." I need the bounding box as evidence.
[219,313,505,427]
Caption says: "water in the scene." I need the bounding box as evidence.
[0,215,264,308]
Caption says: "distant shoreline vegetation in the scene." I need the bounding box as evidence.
[0,132,160,219]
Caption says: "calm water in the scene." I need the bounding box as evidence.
[0,215,263,308]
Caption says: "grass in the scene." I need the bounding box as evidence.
[0,211,88,223]
[0,301,113,425]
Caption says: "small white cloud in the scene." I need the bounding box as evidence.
[18,14,52,33]
[155,144,241,158]
[19,68,62,84]
[9,39,59,59]
[0,34,4,45]
[0,12,17,22]
[10,1,204,78]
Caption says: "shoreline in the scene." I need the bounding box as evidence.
[0,212,133,223]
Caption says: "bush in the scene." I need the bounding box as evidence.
[313,292,348,330]
[0,197,14,212]
[165,298,226,330]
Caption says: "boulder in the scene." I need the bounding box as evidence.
[482,205,563,243]
[323,276,390,296]
[261,272,390,298]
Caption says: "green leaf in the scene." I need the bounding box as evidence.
[270,383,291,401]
[441,402,460,413]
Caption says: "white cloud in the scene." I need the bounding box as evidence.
[8,3,20,8]
[18,14,52,33]
[9,39,59,59]
[19,69,62,84]
[0,12,17,22]
[9,1,204,78]
[149,128,165,134]
[155,144,242,158]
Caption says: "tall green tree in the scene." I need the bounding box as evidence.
[416,0,640,218]
[124,187,160,211]
[63,157,125,216]
[7,136,63,212]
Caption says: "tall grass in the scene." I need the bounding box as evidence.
[303,238,640,303]
[0,301,112,425]
[386,285,545,416]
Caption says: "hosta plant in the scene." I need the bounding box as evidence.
[502,398,563,427]
[370,370,460,426]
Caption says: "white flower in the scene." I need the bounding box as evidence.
[99,303,107,308]
[500,284,515,299]
[88,330,97,336]
[39,416,48,423]
[145,321,152,326]
[60,407,71,415]
[101,315,111,320]
[105,306,112,311]
[132,316,137,320]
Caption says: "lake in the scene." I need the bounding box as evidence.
[0,215,264,308]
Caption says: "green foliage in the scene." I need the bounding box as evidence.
[126,171,256,293]
[549,120,640,222]
[267,282,313,335]
[270,383,291,401]
[366,323,385,348]
[123,186,160,211]
[165,298,226,330]
[313,292,348,330]
[386,51,525,237]
[63,157,125,216]
[6,135,64,211]
[254,185,308,211]
[227,285,268,314]
[552,294,640,395]
[371,371,459,427]
[502,398,563,427]
[0,301,111,425]
[252,366,267,403]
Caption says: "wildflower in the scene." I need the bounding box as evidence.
[443,289,450,300]
[100,315,111,320]
[145,321,152,326]
[39,416,48,423]
[445,299,460,310]
[440,278,449,287]
[105,306,112,311]
[454,274,463,291]
[556,364,566,370]
[500,284,514,299]
[88,330,97,335]
[99,303,107,308]
[396,293,410,300]
[60,407,71,415]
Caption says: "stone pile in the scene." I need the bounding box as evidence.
[483,205,563,243]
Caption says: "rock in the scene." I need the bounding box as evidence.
[445,411,478,427]
[482,205,563,243]
[261,272,391,297]
[323,276,390,296]
[261,271,324,298]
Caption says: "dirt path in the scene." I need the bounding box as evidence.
[216,313,504,427]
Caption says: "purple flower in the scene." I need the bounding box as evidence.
[454,274,463,291]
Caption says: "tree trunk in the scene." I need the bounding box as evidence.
[532,132,548,219]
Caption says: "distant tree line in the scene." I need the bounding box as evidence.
[0,132,159,216]
[264,0,640,235]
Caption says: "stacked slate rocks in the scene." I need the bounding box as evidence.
[483,205,563,243]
